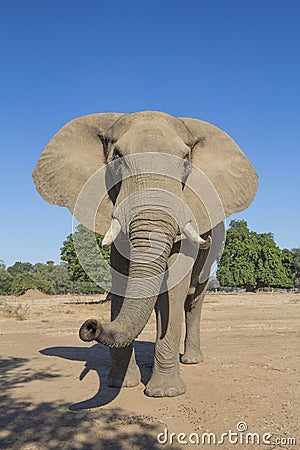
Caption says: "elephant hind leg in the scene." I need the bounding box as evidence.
[181,236,213,365]
[181,280,208,364]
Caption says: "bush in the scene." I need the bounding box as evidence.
[11,273,55,296]
[0,269,13,295]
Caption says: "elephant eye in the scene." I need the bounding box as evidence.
[110,147,127,174]
[182,159,191,188]
[184,160,191,174]
[113,147,123,160]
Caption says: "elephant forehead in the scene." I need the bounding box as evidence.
[130,113,193,141]
[122,120,180,142]
[109,111,193,144]
[128,110,175,121]
[118,132,190,157]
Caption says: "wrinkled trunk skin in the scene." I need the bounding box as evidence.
[82,210,178,347]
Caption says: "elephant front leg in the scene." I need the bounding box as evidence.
[107,243,141,388]
[181,280,208,364]
[108,345,141,388]
[107,295,141,388]
[145,275,190,398]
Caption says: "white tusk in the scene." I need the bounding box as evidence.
[182,222,212,249]
[101,218,122,248]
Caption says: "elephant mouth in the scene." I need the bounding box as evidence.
[102,189,212,251]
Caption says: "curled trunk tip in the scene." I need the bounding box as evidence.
[79,318,135,347]
[79,319,102,342]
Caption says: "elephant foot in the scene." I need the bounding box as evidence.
[145,373,186,397]
[181,348,203,364]
[107,363,141,388]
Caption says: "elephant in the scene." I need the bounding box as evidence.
[33,110,258,397]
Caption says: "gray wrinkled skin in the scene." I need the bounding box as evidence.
[33,111,258,397]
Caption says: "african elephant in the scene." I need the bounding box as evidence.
[33,111,258,397]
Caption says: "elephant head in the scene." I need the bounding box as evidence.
[33,111,258,346]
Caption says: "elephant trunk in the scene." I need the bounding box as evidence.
[79,210,178,347]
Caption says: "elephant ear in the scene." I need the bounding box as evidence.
[180,117,258,234]
[33,113,124,235]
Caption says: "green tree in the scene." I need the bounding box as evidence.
[11,273,55,295]
[217,220,257,291]
[7,261,55,295]
[61,224,111,294]
[33,261,72,294]
[7,262,34,278]
[6,260,71,296]
[217,220,294,291]
[0,268,13,295]
[280,248,295,288]
[291,248,300,288]
[256,234,294,289]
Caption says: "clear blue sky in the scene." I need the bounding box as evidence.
[0,0,299,267]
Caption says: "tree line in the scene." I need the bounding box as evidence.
[0,221,299,296]
[0,225,110,296]
[216,220,299,292]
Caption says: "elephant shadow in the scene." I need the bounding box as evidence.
[40,341,154,410]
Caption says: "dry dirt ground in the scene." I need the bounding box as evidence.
[0,291,299,450]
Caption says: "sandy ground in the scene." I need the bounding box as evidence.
[0,291,299,450]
